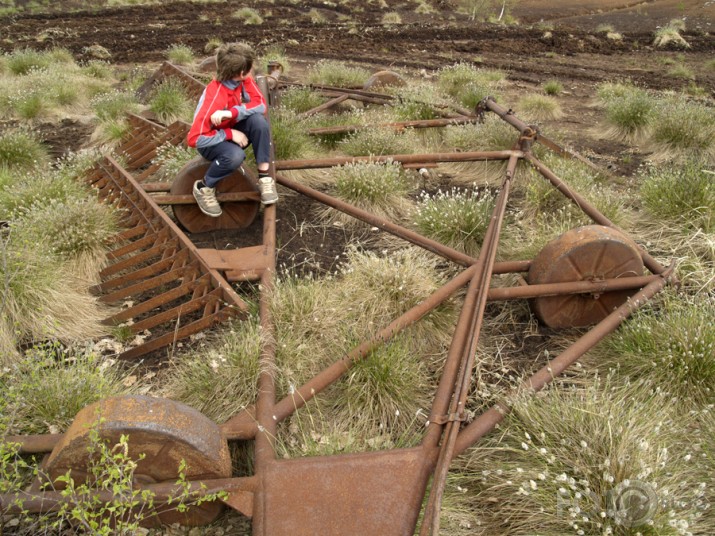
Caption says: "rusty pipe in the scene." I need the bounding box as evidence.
[487,274,661,301]
[420,153,519,536]
[453,263,674,457]
[0,476,257,515]
[275,150,520,171]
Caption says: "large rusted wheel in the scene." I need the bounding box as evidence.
[528,225,645,328]
[171,156,260,234]
[44,396,232,527]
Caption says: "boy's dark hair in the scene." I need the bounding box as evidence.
[216,42,255,81]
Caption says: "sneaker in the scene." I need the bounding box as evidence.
[193,181,222,217]
[258,176,279,205]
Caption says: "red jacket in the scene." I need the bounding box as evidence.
[187,77,266,149]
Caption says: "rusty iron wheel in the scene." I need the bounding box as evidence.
[527,225,645,328]
[171,156,260,234]
[44,395,232,527]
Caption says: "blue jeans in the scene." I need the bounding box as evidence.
[197,114,271,188]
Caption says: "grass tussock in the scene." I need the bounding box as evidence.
[438,62,507,109]
[165,43,194,65]
[0,347,130,434]
[517,94,564,121]
[647,98,715,163]
[654,19,690,48]
[162,319,261,423]
[232,7,263,25]
[306,59,372,88]
[148,78,194,125]
[278,87,325,114]
[453,379,711,535]
[320,160,414,227]
[595,292,715,407]
[339,126,418,156]
[0,48,112,122]
[268,109,319,161]
[392,82,444,121]
[413,187,495,256]
[152,141,197,182]
[597,83,655,143]
[0,130,49,172]
[639,160,714,233]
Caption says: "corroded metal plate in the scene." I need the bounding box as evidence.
[44,396,232,526]
[528,225,645,328]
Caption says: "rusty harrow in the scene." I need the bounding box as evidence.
[1,64,675,535]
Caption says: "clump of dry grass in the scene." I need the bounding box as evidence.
[517,94,564,121]
[452,378,711,535]
[161,318,261,423]
[646,98,715,164]
[306,59,371,88]
[654,19,690,48]
[318,160,415,227]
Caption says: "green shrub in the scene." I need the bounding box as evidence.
[153,142,197,181]
[6,48,52,75]
[458,380,708,535]
[270,110,318,160]
[640,160,714,232]
[13,197,118,278]
[413,187,495,256]
[306,59,371,88]
[148,78,193,124]
[82,60,113,80]
[163,319,261,423]
[0,130,48,172]
[166,43,194,65]
[381,11,402,25]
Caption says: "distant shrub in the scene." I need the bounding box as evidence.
[517,94,563,121]
[654,19,690,48]
[381,12,402,25]
[542,79,562,95]
[232,7,263,25]
[165,43,194,65]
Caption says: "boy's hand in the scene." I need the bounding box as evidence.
[210,110,232,126]
[230,129,249,148]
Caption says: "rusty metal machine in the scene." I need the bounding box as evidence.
[1,63,674,535]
